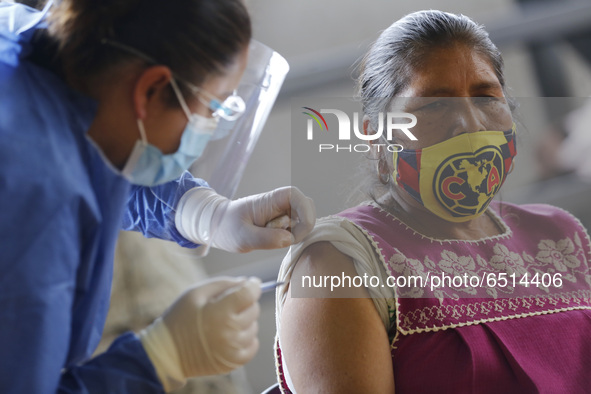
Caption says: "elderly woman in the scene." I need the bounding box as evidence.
[274,10,591,394]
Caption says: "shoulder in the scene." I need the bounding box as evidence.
[0,50,98,192]
[277,212,395,328]
[290,241,366,298]
[298,241,355,272]
[277,212,381,285]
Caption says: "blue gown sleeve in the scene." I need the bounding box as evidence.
[59,333,164,394]
[122,171,209,248]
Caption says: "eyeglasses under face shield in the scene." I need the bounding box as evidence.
[101,39,246,121]
[187,84,246,121]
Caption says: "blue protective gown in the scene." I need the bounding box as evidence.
[0,4,206,393]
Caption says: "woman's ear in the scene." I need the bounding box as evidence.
[132,65,173,120]
[363,115,372,137]
[365,116,382,160]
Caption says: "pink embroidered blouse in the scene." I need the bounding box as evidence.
[275,201,591,393]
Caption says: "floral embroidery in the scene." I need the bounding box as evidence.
[383,233,588,301]
[438,250,477,276]
[389,253,427,298]
[390,253,426,275]
[437,251,478,295]
[536,238,581,272]
[490,244,527,276]
[384,234,591,331]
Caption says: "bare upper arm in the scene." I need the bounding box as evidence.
[280,242,395,393]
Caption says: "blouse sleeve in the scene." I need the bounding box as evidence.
[275,216,394,334]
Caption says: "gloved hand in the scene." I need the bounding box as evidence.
[175,186,316,253]
[139,277,261,392]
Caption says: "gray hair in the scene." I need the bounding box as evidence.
[357,10,506,131]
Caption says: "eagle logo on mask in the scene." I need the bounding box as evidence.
[433,146,505,218]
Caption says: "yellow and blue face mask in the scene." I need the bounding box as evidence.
[392,125,517,222]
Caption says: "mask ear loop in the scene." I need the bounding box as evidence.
[121,120,150,179]
[377,159,391,184]
[136,119,149,145]
[372,132,392,185]
[170,78,193,121]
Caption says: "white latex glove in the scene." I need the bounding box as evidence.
[139,277,261,392]
[175,186,316,253]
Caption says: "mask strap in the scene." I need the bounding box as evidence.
[121,120,150,179]
[170,78,193,120]
[136,119,149,145]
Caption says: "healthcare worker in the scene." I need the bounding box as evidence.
[0,0,315,393]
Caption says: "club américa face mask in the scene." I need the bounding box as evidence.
[392,125,517,222]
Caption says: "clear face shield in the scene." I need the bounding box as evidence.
[190,40,290,256]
